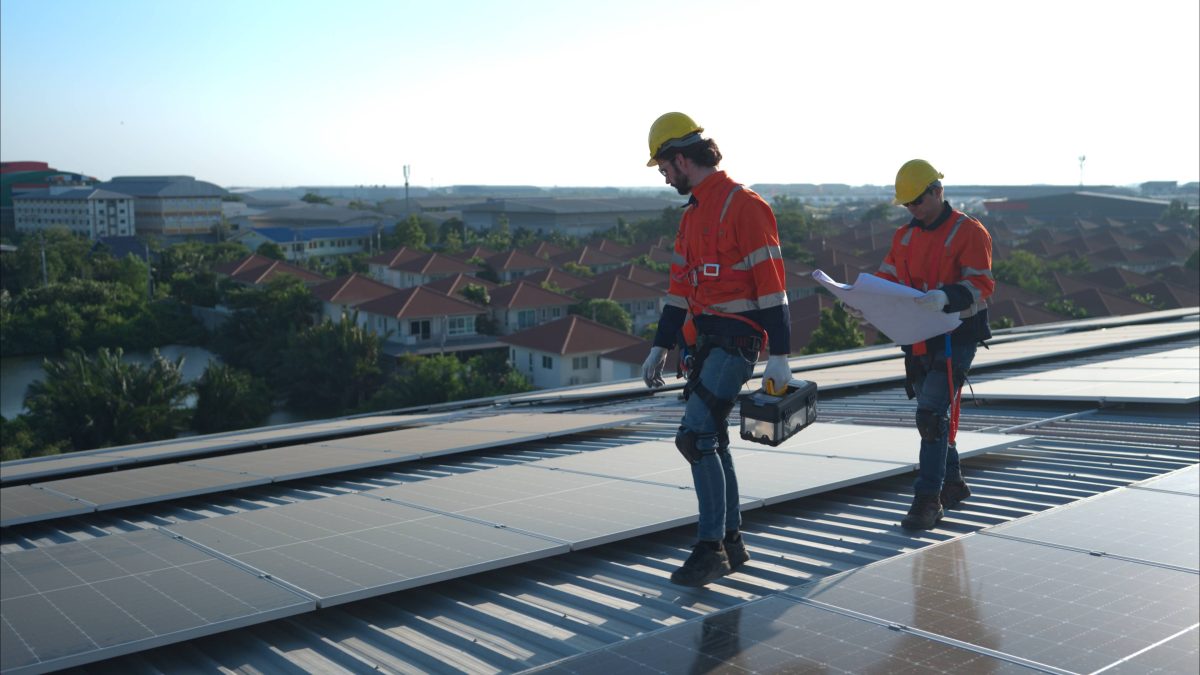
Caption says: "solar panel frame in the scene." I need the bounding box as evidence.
[1132,463,1199,496]
[166,493,570,607]
[983,487,1199,571]
[533,595,1038,675]
[0,528,314,674]
[34,463,273,512]
[0,485,94,528]
[786,534,1200,675]
[186,442,402,482]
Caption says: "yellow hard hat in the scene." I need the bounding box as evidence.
[647,112,704,166]
[893,159,944,204]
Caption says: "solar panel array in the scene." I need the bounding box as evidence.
[0,412,650,527]
[539,470,1200,675]
[968,346,1200,404]
[0,413,452,485]
[0,423,1030,672]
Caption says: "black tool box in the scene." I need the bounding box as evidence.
[739,379,818,446]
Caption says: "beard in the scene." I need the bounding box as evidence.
[670,174,692,195]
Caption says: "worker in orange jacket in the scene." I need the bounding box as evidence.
[871,160,994,530]
[640,112,792,586]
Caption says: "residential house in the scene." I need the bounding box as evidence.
[551,245,625,274]
[310,273,402,324]
[486,281,575,334]
[598,339,656,382]
[591,264,669,291]
[519,267,590,293]
[354,286,489,354]
[213,254,327,287]
[422,273,497,302]
[572,276,664,335]
[366,247,423,285]
[1043,288,1153,318]
[987,298,1068,328]
[499,315,644,389]
[484,249,553,282]
[523,241,568,260]
[369,251,479,289]
[1127,281,1200,310]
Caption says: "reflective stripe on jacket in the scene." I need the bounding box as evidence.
[876,203,994,346]
[663,171,791,354]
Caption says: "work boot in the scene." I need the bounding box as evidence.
[723,531,750,571]
[670,542,731,586]
[940,479,972,510]
[901,493,944,530]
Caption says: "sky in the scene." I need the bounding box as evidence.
[2,0,1197,190]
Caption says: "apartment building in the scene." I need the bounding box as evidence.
[95,175,227,236]
[13,187,135,239]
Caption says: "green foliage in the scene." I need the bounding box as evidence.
[192,363,273,434]
[475,263,500,284]
[631,255,670,273]
[397,215,429,248]
[990,316,1015,330]
[540,280,565,294]
[23,348,192,451]
[569,299,631,333]
[256,241,286,260]
[301,192,332,205]
[363,351,532,410]
[278,313,385,417]
[0,279,201,356]
[1130,292,1163,309]
[157,241,250,279]
[802,303,865,354]
[0,415,66,461]
[0,227,94,295]
[484,215,512,250]
[512,226,539,249]
[90,252,150,297]
[1161,199,1197,226]
[442,229,464,254]
[460,283,490,305]
[860,202,895,224]
[562,261,593,277]
[1044,298,1089,318]
[994,250,1053,295]
[213,276,319,382]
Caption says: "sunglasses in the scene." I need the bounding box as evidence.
[904,185,935,208]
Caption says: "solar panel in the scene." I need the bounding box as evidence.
[1104,625,1199,674]
[984,487,1199,571]
[536,595,1035,674]
[166,493,568,607]
[35,463,272,512]
[320,426,541,455]
[967,347,1200,403]
[371,465,742,549]
[0,413,451,485]
[186,442,402,481]
[0,528,313,674]
[1134,464,1199,496]
[0,485,94,527]
[787,534,1200,675]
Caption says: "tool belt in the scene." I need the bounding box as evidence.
[696,333,763,352]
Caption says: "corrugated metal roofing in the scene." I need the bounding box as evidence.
[3,317,1197,674]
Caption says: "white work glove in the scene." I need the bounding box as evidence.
[843,303,865,320]
[763,354,792,395]
[914,290,948,312]
[642,346,668,389]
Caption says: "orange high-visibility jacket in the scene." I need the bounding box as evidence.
[654,171,791,355]
[877,203,994,348]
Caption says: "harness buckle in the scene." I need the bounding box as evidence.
[701,263,720,277]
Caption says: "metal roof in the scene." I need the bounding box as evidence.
[2,314,1197,674]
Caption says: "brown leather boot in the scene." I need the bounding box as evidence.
[901,493,944,530]
[940,479,971,510]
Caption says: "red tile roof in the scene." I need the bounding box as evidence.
[498,315,643,355]
[519,267,590,291]
[311,273,400,305]
[591,264,669,289]
[422,273,497,298]
[356,286,484,319]
[485,249,553,273]
[214,254,327,285]
[392,252,480,275]
[487,280,576,309]
[573,276,662,302]
[366,247,424,268]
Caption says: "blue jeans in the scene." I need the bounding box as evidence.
[912,341,977,494]
[678,344,756,541]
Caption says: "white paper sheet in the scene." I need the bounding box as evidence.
[812,269,961,346]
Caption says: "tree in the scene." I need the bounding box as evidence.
[213,275,319,381]
[192,363,273,434]
[0,227,94,295]
[256,241,286,260]
[393,215,427,249]
[460,283,490,305]
[562,261,593,277]
[363,351,531,410]
[570,299,632,333]
[301,192,332,205]
[278,313,385,417]
[802,302,865,354]
[993,250,1052,296]
[484,215,512,250]
[23,348,192,451]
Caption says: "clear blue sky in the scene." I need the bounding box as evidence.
[2,0,1197,189]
